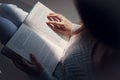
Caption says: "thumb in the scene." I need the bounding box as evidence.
[30,54,44,73]
[30,54,43,68]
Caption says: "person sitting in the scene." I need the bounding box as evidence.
[0,0,120,80]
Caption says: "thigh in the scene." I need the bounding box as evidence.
[0,4,28,27]
[0,17,17,45]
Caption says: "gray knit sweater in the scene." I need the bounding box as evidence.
[38,29,97,80]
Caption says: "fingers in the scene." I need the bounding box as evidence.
[12,60,25,71]
[46,22,64,34]
[46,22,54,29]
[30,54,41,67]
[13,58,37,74]
[49,13,63,18]
[12,54,44,75]
[46,21,65,30]
[47,13,66,30]
[47,13,62,22]
[47,21,64,26]
[22,58,35,69]
[47,15,61,22]
[30,54,44,72]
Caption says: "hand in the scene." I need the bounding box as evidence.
[13,54,44,76]
[46,13,73,37]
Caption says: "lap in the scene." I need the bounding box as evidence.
[0,17,17,45]
[0,4,28,45]
[0,4,28,27]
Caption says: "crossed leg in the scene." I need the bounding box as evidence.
[0,4,28,45]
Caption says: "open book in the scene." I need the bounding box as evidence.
[1,2,69,75]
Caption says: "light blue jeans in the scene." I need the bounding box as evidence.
[0,4,28,45]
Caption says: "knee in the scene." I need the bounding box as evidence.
[0,4,17,14]
[0,17,18,45]
[0,4,17,9]
[0,3,28,27]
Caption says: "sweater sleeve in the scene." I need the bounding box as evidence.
[71,23,82,33]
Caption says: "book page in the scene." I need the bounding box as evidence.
[25,2,68,48]
[6,24,64,74]
[5,1,69,75]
